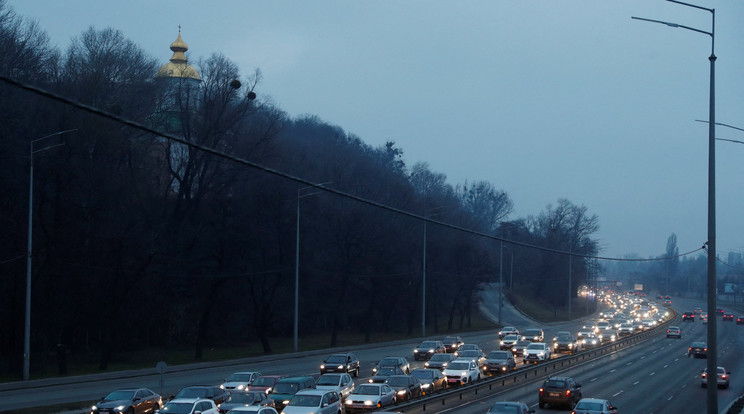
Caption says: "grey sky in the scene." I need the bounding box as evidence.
[8,0,744,260]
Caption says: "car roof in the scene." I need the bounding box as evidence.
[579,398,609,403]
[295,389,334,396]
[168,398,204,403]
[277,376,314,383]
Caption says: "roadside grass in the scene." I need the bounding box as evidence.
[507,290,599,322]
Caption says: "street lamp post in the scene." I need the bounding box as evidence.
[24,129,76,381]
[294,183,330,352]
[633,2,716,412]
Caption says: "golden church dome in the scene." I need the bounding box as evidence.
[157,31,201,80]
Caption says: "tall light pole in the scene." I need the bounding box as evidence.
[422,206,446,338]
[294,183,330,352]
[24,129,76,381]
[633,2,716,412]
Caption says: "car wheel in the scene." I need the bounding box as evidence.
[538,402,544,409]
[126,408,134,414]
[476,373,480,381]
[354,367,359,377]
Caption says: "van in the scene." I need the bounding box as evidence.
[269,376,316,411]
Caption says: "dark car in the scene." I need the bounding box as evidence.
[369,366,406,383]
[538,376,582,409]
[174,386,229,405]
[372,356,410,375]
[91,388,162,414]
[723,313,734,321]
[410,368,446,394]
[384,375,422,401]
[482,350,516,376]
[737,316,744,325]
[553,334,581,355]
[424,353,455,370]
[688,342,708,358]
[716,307,725,316]
[511,340,531,357]
[249,375,287,393]
[522,328,544,342]
[268,376,316,411]
[682,311,695,322]
[320,353,360,377]
[217,391,274,414]
[413,340,445,360]
[442,336,464,353]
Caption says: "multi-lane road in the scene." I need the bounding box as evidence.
[1,294,742,413]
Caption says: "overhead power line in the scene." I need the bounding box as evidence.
[0,74,703,263]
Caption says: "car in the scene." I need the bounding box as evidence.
[617,324,633,337]
[595,321,612,331]
[500,334,520,350]
[693,307,703,314]
[343,383,396,413]
[702,366,730,389]
[320,353,360,376]
[487,401,535,414]
[442,336,464,353]
[442,359,480,386]
[268,376,316,410]
[315,373,355,399]
[157,398,218,414]
[225,407,279,414]
[682,312,695,322]
[571,398,618,414]
[249,375,286,394]
[498,326,519,339]
[410,368,446,394]
[282,389,342,414]
[640,319,656,330]
[576,327,594,339]
[217,392,274,414]
[581,333,600,349]
[723,313,734,321]
[454,349,486,367]
[538,376,582,409]
[91,388,162,414]
[368,366,405,383]
[702,315,708,324]
[173,386,229,406]
[688,342,708,358]
[716,307,725,316]
[522,328,544,342]
[553,333,581,355]
[524,343,551,363]
[511,339,531,357]
[372,356,410,375]
[221,372,262,392]
[455,343,482,354]
[666,326,681,338]
[424,353,455,370]
[663,299,672,306]
[482,350,516,375]
[384,374,422,401]
[413,340,445,360]
[597,329,617,344]
[738,316,744,325]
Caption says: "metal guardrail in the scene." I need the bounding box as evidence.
[388,309,678,412]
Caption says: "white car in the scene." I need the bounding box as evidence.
[702,366,730,389]
[523,343,551,363]
[157,398,218,414]
[221,371,262,392]
[315,373,356,399]
[572,398,617,414]
[442,359,480,386]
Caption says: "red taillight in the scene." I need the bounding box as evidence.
[539,388,544,396]
[565,389,571,396]
[702,373,707,378]
[722,375,727,379]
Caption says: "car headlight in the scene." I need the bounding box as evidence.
[397,390,407,395]
[461,371,468,376]
[337,365,344,369]
[421,383,431,389]
[265,388,271,394]
[428,349,434,353]
[283,400,290,405]
[345,400,352,405]
[91,406,98,411]
[237,384,246,390]
[414,349,419,353]
[364,401,374,406]
[320,364,325,369]
[368,379,374,383]
[220,384,225,389]
[114,406,126,411]
[441,362,448,367]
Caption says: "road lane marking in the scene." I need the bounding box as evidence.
[590,378,598,382]
[613,390,624,397]
[633,381,640,385]
[626,362,633,366]
[664,364,669,368]
[649,372,655,376]
[610,369,616,373]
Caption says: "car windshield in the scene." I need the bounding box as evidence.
[288,395,321,407]
[160,402,193,414]
[326,355,347,364]
[379,358,399,365]
[429,354,451,361]
[556,335,572,341]
[418,341,438,348]
[447,362,470,370]
[411,370,433,380]
[376,367,400,376]
[272,383,299,394]
[252,377,276,386]
[104,390,135,401]
[227,373,254,382]
[503,334,519,341]
[175,388,207,398]
[488,404,521,414]
[443,337,458,343]
[316,375,341,386]
[353,385,380,396]
[515,340,531,347]
[526,344,544,350]
[575,402,604,410]
[458,350,478,357]
[226,393,255,403]
[524,330,541,336]
[487,351,509,359]
[544,379,566,388]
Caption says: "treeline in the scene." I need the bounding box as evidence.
[0,1,599,378]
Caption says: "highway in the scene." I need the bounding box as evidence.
[1,293,742,413]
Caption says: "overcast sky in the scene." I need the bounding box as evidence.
[8,0,744,260]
